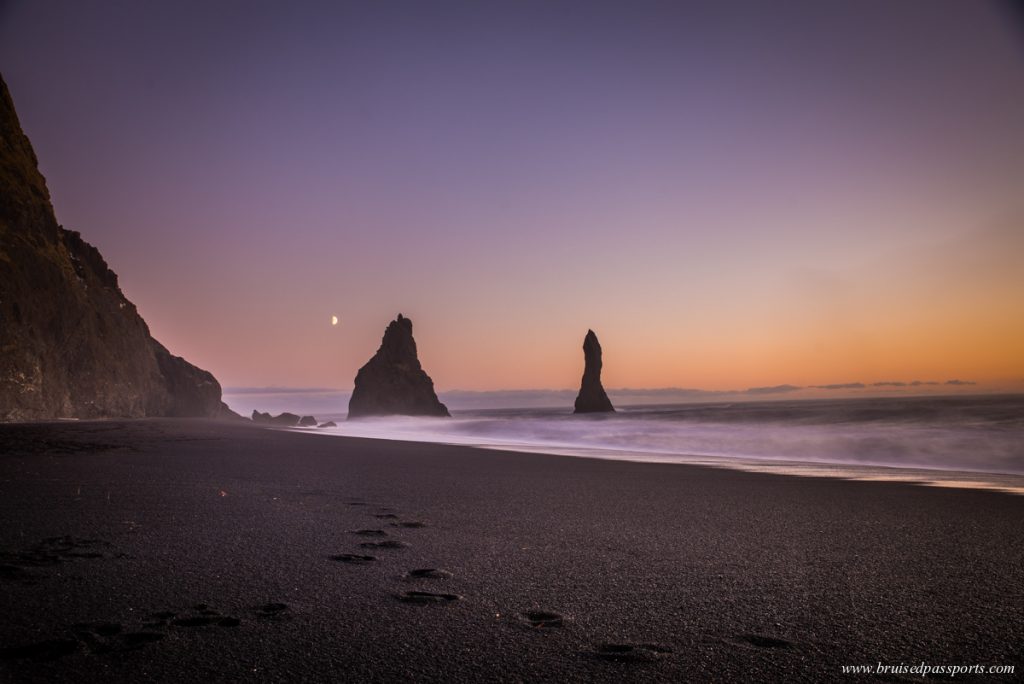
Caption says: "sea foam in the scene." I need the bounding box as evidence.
[297,395,1024,494]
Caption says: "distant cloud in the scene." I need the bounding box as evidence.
[745,384,802,395]
[818,379,979,389]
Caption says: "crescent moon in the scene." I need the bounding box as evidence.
[331,315,339,326]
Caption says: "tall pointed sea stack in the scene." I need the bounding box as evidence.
[573,329,615,414]
[348,314,450,418]
[0,73,232,420]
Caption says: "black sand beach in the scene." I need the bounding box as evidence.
[1,420,1021,682]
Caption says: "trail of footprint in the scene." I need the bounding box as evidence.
[366,510,449,608]
[350,529,388,537]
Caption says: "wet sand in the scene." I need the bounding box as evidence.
[1,419,1021,682]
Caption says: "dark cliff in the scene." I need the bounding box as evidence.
[573,329,615,414]
[348,314,450,418]
[0,73,231,421]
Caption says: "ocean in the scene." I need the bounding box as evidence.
[284,394,1024,495]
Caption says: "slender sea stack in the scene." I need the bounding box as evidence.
[348,314,450,418]
[573,329,615,414]
[0,73,234,420]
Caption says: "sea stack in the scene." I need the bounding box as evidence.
[347,314,450,418]
[0,73,233,421]
[573,329,615,414]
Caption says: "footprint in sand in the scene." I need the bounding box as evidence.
[389,521,428,529]
[396,591,462,604]
[0,536,114,585]
[521,610,565,629]
[70,622,166,654]
[170,604,242,628]
[330,553,377,564]
[405,568,453,580]
[38,536,111,561]
[3,603,261,662]
[255,602,290,621]
[142,611,176,629]
[373,513,399,520]
[350,529,388,537]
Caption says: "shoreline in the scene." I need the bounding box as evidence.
[2,419,1022,681]
[284,422,1024,497]
[16,415,1024,496]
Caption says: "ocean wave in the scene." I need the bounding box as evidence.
[292,396,1024,492]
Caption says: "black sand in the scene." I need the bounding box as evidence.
[0,420,1021,682]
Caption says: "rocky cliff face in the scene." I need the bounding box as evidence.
[573,329,615,414]
[348,314,450,418]
[0,73,231,421]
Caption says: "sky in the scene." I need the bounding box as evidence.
[1,0,1022,396]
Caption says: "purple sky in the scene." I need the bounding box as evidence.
[2,1,1022,393]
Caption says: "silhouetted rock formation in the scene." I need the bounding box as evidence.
[251,411,303,427]
[573,330,615,414]
[0,73,231,421]
[318,421,337,428]
[298,415,317,427]
[348,314,450,418]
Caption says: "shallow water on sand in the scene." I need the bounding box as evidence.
[299,395,1024,495]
